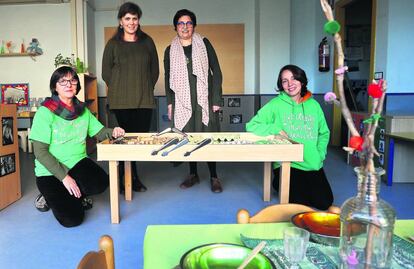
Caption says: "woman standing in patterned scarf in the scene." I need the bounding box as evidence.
[30,66,125,227]
[164,9,223,193]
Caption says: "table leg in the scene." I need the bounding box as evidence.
[109,161,120,224]
[386,138,394,186]
[125,161,132,201]
[263,162,272,201]
[279,162,291,204]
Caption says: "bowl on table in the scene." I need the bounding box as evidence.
[180,243,275,269]
[291,211,340,247]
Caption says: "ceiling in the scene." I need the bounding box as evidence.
[0,0,121,10]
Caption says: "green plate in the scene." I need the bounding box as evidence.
[180,243,275,269]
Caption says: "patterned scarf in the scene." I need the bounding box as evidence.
[42,94,86,120]
[169,32,209,131]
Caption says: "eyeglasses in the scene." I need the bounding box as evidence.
[176,21,193,28]
[57,78,78,86]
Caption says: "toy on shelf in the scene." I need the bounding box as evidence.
[5,41,14,53]
[0,40,4,54]
[26,38,43,56]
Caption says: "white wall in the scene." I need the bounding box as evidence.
[259,0,291,93]
[0,3,72,98]
[290,0,333,94]
[379,0,414,93]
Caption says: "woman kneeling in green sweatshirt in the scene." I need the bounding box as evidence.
[246,64,333,210]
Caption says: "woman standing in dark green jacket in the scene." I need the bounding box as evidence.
[246,65,333,210]
[102,2,159,192]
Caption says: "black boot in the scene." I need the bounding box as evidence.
[132,162,147,192]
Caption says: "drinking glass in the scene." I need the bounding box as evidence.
[283,227,310,268]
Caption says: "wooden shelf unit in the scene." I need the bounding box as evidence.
[0,52,38,57]
[77,73,98,119]
[0,104,21,210]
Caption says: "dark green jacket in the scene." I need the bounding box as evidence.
[102,31,159,109]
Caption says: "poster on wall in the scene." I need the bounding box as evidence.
[0,153,16,177]
[2,117,14,146]
[1,83,29,106]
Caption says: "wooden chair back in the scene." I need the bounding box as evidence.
[237,203,315,224]
[77,235,115,269]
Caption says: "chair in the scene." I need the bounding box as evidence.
[237,203,315,224]
[77,235,115,269]
[237,204,341,224]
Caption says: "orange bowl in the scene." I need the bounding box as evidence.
[291,212,340,246]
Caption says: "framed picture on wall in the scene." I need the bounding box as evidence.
[0,153,16,177]
[230,114,242,124]
[1,83,29,106]
[228,97,241,107]
[2,117,14,146]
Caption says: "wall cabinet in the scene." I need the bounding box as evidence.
[77,73,98,119]
[0,104,21,210]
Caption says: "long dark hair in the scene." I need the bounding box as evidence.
[111,2,143,41]
[50,66,81,95]
[276,64,308,97]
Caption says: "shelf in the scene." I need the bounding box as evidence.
[0,52,39,57]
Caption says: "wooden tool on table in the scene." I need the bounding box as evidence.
[237,241,266,269]
[183,138,212,157]
[151,138,179,156]
[161,137,189,156]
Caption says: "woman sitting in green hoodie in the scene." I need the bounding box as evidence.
[246,64,333,210]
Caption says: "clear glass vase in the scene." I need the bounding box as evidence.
[339,167,396,268]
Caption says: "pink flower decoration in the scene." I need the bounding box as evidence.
[335,66,348,75]
[324,92,337,102]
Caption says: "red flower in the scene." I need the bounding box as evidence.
[349,136,364,151]
[368,83,383,98]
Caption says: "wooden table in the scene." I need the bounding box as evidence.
[143,220,414,269]
[97,132,303,224]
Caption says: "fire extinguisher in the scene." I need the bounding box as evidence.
[319,37,330,72]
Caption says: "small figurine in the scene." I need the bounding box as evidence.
[0,40,4,54]
[21,39,25,53]
[26,38,43,55]
[6,41,13,53]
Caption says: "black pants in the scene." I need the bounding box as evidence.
[36,158,109,227]
[113,108,152,182]
[273,167,333,210]
[112,108,152,132]
[189,162,218,178]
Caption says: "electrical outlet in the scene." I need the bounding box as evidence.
[374,72,383,80]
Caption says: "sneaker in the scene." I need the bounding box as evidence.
[34,194,50,212]
[81,197,93,210]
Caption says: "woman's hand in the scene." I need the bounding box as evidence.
[212,105,220,112]
[168,104,173,120]
[62,175,82,198]
[112,127,125,138]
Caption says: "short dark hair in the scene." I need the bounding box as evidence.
[117,2,142,19]
[112,2,143,41]
[277,64,308,97]
[49,66,81,95]
[173,9,197,31]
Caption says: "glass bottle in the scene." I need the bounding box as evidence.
[339,167,396,268]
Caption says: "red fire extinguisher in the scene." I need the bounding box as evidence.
[319,37,330,72]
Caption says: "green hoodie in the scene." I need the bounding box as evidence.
[246,91,330,171]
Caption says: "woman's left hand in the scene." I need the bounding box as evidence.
[212,105,221,112]
[112,127,125,138]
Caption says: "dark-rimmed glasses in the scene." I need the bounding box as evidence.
[57,78,79,86]
[177,21,193,28]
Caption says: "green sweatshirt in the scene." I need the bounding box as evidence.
[246,91,330,171]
